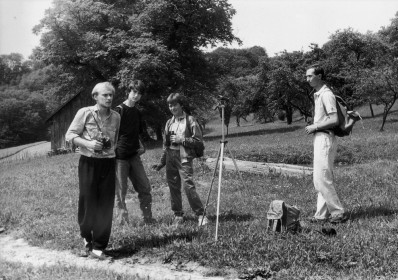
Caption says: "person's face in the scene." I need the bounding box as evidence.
[306,68,322,89]
[94,87,114,108]
[168,102,183,117]
[128,88,142,103]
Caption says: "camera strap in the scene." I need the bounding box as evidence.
[89,109,103,133]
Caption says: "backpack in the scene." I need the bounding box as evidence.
[267,200,301,233]
[185,115,205,158]
[332,95,362,137]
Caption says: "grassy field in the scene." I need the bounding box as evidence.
[1,104,398,279]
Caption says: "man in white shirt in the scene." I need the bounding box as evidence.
[66,82,120,260]
[305,65,348,224]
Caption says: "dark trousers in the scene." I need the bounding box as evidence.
[78,156,116,251]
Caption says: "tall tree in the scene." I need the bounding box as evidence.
[33,0,240,137]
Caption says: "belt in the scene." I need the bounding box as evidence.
[315,130,333,135]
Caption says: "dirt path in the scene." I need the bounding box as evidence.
[0,233,230,280]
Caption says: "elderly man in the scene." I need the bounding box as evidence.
[305,65,348,224]
[66,82,120,260]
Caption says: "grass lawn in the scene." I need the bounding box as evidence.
[1,104,398,279]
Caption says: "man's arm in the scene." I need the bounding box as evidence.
[305,112,338,134]
[65,108,103,151]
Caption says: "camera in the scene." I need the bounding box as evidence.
[101,135,111,150]
[94,134,111,154]
[169,131,178,146]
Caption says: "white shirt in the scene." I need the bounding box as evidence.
[313,85,337,125]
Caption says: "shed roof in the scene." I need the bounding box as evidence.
[45,91,82,123]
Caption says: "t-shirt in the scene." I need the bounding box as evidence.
[115,103,143,159]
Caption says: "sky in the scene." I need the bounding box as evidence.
[0,0,397,59]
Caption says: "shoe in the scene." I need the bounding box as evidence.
[172,216,184,225]
[89,249,112,261]
[117,210,129,225]
[329,214,349,224]
[140,217,157,226]
[198,215,209,226]
[308,217,328,224]
[79,239,92,257]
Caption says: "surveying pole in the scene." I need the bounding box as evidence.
[201,96,247,241]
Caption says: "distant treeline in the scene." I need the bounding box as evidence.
[1,1,397,148]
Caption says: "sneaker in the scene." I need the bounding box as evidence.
[198,215,209,226]
[79,239,92,257]
[172,216,184,225]
[329,214,349,224]
[89,249,112,261]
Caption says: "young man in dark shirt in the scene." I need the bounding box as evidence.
[114,80,154,225]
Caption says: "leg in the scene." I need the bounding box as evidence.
[166,150,183,216]
[78,156,97,243]
[92,158,116,251]
[115,159,130,211]
[115,159,130,223]
[128,154,153,220]
[313,134,344,219]
[179,160,204,216]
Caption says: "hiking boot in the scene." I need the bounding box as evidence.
[198,215,209,226]
[308,217,328,224]
[140,217,157,226]
[117,210,129,225]
[172,216,184,225]
[329,214,349,224]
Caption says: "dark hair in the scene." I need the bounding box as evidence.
[167,92,186,105]
[167,93,191,115]
[308,64,325,80]
[126,80,145,96]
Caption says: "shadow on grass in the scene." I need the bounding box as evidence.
[108,230,199,258]
[349,205,397,220]
[203,125,302,141]
[107,212,253,259]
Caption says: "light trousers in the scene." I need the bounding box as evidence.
[313,132,345,219]
[115,155,152,219]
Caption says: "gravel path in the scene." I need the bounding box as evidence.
[0,233,230,280]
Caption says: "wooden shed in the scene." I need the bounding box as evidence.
[46,90,94,151]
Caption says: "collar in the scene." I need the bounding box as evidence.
[314,84,328,96]
[171,112,186,122]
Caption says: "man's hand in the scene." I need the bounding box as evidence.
[151,164,164,171]
[305,124,317,135]
[87,139,103,151]
[170,135,183,144]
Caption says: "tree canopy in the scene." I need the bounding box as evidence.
[32,0,240,137]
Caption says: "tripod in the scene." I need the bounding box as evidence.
[200,97,247,241]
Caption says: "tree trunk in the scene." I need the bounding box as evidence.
[380,110,387,132]
[285,106,293,125]
[369,103,374,118]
